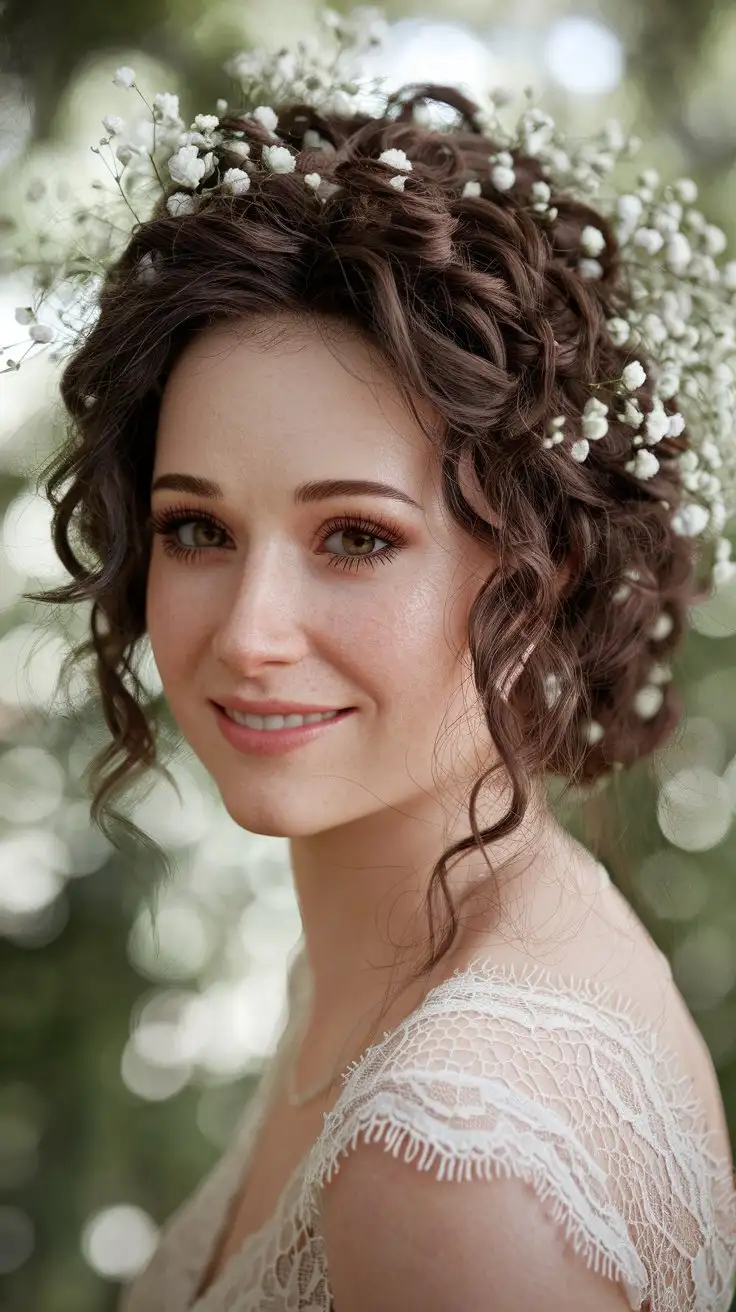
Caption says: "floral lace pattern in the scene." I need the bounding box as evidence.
[119,905,736,1312]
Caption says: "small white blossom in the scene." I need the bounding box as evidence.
[584,720,605,745]
[622,360,647,391]
[531,180,551,208]
[227,140,251,161]
[222,167,251,195]
[389,175,407,191]
[378,148,412,173]
[154,93,180,121]
[28,323,54,343]
[462,180,481,198]
[617,193,643,226]
[193,114,219,133]
[722,261,736,291]
[168,144,207,188]
[113,66,136,89]
[491,163,516,191]
[648,662,672,685]
[102,115,125,137]
[581,225,606,256]
[645,404,670,444]
[713,558,736,586]
[657,370,680,400]
[582,397,609,441]
[667,413,686,438]
[262,144,296,173]
[666,232,692,273]
[571,438,590,462]
[303,172,322,190]
[626,450,660,480]
[253,105,279,132]
[649,612,674,641]
[216,99,228,115]
[166,191,197,217]
[607,317,630,347]
[704,224,727,256]
[633,685,664,720]
[621,398,644,428]
[578,258,603,279]
[14,307,34,325]
[671,503,710,537]
[674,177,698,205]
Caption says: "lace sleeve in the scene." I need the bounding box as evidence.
[301,961,736,1312]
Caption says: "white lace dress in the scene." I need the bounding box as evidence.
[119,892,736,1312]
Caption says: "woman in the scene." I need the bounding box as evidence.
[26,26,736,1311]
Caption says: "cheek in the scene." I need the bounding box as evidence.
[145,560,209,679]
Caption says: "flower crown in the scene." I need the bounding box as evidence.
[3,4,736,614]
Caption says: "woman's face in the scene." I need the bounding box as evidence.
[146,312,498,839]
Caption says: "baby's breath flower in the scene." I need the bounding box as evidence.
[216,99,228,115]
[674,177,698,205]
[194,114,219,133]
[581,225,606,256]
[168,144,207,189]
[578,258,603,279]
[584,720,605,745]
[253,105,278,133]
[222,167,251,195]
[14,307,33,325]
[166,191,197,217]
[649,611,674,641]
[671,503,710,536]
[490,161,515,191]
[226,140,251,161]
[113,66,136,89]
[626,449,660,480]
[531,180,551,209]
[154,93,180,121]
[582,397,609,441]
[648,662,672,685]
[607,317,630,347]
[303,172,322,190]
[666,232,692,273]
[28,323,54,343]
[667,413,686,438]
[262,144,295,173]
[645,403,671,444]
[622,360,647,391]
[633,227,664,255]
[378,148,412,173]
[633,685,664,719]
[102,115,125,137]
[462,180,481,198]
[697,224,724,254]
[571,439,590,462]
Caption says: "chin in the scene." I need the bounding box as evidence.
[216,788,329,839]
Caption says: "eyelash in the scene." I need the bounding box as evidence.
[146,504,407,573]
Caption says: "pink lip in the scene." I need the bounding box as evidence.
[211,702,357,757]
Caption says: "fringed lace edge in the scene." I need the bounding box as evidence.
[302,1102,649,1311]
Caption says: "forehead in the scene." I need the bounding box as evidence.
[155,312,441,493]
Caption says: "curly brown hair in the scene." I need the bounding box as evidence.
[27,83,707,987]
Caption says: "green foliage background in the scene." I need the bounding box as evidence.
[0,1,735,1308]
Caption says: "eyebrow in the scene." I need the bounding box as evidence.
[150,473,423,512]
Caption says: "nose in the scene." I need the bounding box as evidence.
[210,544,310,674]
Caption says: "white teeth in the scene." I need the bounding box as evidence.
[223,708,342,730]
